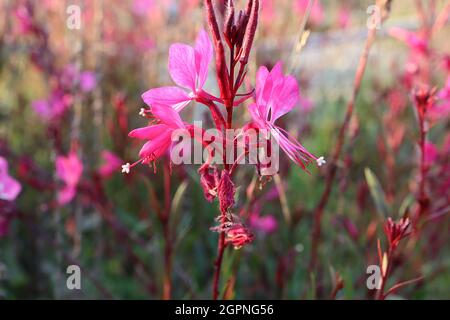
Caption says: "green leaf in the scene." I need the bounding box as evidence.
[364,168,389,218]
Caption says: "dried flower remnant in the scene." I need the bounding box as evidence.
[199,163,219,202]
[218,170,235,213]
[225,223,255,249]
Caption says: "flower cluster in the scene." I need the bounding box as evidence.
[125,0,322,253]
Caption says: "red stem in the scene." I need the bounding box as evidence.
[309,1,389,272]
[162,163,173,300]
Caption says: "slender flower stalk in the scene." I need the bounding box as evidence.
[309,0,392,272]
[413,87,436,220]
[375,217,423,300]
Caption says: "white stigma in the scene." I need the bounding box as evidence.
[139,108,146,117]
[121,163,131,174]
[316,156,326,167]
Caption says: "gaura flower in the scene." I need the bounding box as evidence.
[248,62,321,170]
[98,151,122,178]
[0,157,22,201]
[142,29,213,112]
[32,89,73,122]
[388,27,428,55]
[126,104,187,172]
[249,211,278,234]
[56,152,83,205]
[295,0,324,27]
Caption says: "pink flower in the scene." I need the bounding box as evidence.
[13,5,34,35]
[98,151,122,178]
[56,152,83,205]
[337,6,351,29]
[248,62,318,170]
[127,104,187,171]
[430,77,450,120]
[80,71,97,92]
[250,212,278,234]
[132,0,155,16]
[389,27,428,55]
[295,0,324,27]
[0,157,22,201]
[261,0,275,24]
[142,30,213,112]
[32,90,73,121]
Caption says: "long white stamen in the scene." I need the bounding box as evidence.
[316,156,326,167]
[121,163,131,174]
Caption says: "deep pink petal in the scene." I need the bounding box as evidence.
[142,86,191,112]
[271,75,299,121]
[151,104,185,129]
[271,126,316,168]
[248,103,267,129]
[169,44,196,91]
[56,152,83,187]
[194,29,213,89]
[98,151,122,177]
[58,185,75,205]
[139,132,172,158]
[0,175,21,201]
[256,66,269,106]
[129,124,168,140]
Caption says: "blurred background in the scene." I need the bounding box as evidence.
[0,0,449,299]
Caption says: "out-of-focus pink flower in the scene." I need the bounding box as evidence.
[260,0,275,24]
[142,30,213,112]
[248,62,318,170]
[132,0,155,16]
[80,71,97,92]
[56,152,83,205]
[430,77,450,120]
[32,90,73,121]
[98,151,122,178]
[250,212,278,234]
[389,27,428,55]
[298,93,314,113]
[127,104,187,171]
[0,157,22,201]
[424,141,438,166]
[295,0,324,27]
[13,5,34,35]
[180,0,201,12]
[336,6,351,29]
